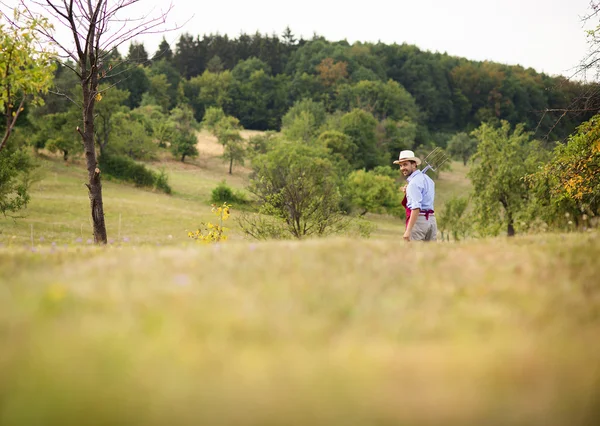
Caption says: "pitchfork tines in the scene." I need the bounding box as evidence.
[421,147,449,174]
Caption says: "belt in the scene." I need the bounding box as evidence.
[419,210,434,220]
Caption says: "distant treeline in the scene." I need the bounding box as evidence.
[46,29,596,147]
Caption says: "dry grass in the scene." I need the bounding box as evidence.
[0,233,599,425]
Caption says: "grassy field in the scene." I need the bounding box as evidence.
[0,131,471,246]
[2,136,598,425]
[1,233,599,425]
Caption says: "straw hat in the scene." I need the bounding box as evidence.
[393,150,421,166]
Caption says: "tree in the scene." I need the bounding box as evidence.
[437,196,470,241]
[147,59,182,110]
[282,26,296,46]
[0,9,54,216]
[317,130,356,166]
[202,110,246,174]
[206,55,224,73]
[336,80,419,122]
[244,142,348,239]
[346,169,402,216]
[33,109,81,161]
[202,106,226,132]
[144,72,171,113]
[169,105,198,162]
[94,85,130,155]
[339,109,385,170]
[109,111,157,160]
[315,57,348,87]
[0,144,35,217]
[468,121,544,237]
[447,132,478,165]
[17,0,175,243]
[0,10,54,152]
[187,70,234,120]
[527,114,600,227]
[153,37,173,62]
[282,111,318,144]
[219,126,245,174]
[117,64,149,109]
[281,98,327,131]
[376,118,418,163]
[126,41,149,65]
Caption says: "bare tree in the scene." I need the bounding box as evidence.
[533,1,600,141]
[13,0,177,244]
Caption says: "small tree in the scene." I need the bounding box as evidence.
[203,112,246,174]
[527,114,600,227]
[242,142,349,239]
[437,196,470,241]
[201,106,226,133]
[0,10,55,152]
[447,132,478,166]
[468,121,544,237]
[346,169,402,216]
[0,145,36,217]
[169,105,198,162]
[0,9,54,216]
[219,127,245,175]
[15,0,175,244]
[37,110,81,161]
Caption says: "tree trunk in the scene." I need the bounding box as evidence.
[181,153,186,162]
[229,157,233,174]
[82,82,107,244]
[500,198,515,237]
[507,221,515,237]
[63,150,68,161]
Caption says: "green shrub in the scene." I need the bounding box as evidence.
[154,168,172,195]
[211,180,247,204]
[99,155,171,194]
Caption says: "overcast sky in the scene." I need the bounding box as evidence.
[1,0,596,78]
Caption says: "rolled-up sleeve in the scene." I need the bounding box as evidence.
[406,179,423,210]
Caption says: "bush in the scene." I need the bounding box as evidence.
[245,142,350,239]
[98,155,171,194]
[154,168,172,195]
[437,196,471,241]
[211,180,247,204]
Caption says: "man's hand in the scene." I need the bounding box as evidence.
[403,229,411,241]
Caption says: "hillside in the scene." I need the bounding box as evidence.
[0,132,470,247]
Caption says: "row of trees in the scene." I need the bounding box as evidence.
[133,31,594,142]
[34,28,598,146]
[436,117,599,240]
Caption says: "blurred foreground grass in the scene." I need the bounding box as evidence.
[1,232,599,425]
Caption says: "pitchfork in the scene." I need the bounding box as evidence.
[421,147,450,174]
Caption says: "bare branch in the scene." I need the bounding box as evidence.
[48,89,83,109]
[0,98,26,152]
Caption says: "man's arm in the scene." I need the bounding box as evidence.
[403,208,420,241]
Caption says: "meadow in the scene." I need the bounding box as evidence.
[0,132,598,425]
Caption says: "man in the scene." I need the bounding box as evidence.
[394,150,437,242]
